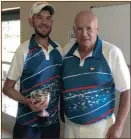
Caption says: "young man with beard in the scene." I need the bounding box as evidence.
[3,2,63,138]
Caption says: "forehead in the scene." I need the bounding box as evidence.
[75,14,97,27]
[76,19,96,28]
[34,10,52,17]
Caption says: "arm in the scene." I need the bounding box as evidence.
[113,49,130,127]
[3,78,28,104]
[106,48,130,138]
[3,46,47,111]
[3,47,28,104]
[115,90,130,127]
[106,90,130,139]
[3,78,48,111]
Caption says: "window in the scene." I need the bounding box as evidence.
[2,8,20,117]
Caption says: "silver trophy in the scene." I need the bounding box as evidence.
[30,86,51,117]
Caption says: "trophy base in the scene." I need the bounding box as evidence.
[38,110,49,117]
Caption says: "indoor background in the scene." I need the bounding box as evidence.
[2,1,130,138]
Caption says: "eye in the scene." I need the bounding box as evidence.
[87,27,92,31]
[47,16,52,21]
[36,15,42,19]
[77,27,83,31]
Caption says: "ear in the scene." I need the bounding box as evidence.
[96,24,99,35]
[51,19,53,25]
[97,26,99,34]
[28,18,33,27]
[97,24,99,31]
[73,26,76,37]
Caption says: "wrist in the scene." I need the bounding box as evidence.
[115,120,124,128]
[23,97,30,105]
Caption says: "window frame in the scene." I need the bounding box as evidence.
[2,8,20,117]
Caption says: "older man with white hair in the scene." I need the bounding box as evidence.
[60,10,130,138]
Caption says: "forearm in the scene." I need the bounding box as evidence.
[115,90,130,126]
[3,87,28,105]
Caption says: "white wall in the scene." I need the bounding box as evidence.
[92,4,130,65]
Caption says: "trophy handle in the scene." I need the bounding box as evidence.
[30,90,36,104]
[30,93,34,104]
[48,85,52,92]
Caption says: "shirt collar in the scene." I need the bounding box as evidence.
[92,36,102,58]
[39,44,53,54]
[73,48,93,59]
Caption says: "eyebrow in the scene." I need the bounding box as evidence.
[47,15,52,18]
[35,14,52,18]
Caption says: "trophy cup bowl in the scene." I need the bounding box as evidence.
[30,87,51,117]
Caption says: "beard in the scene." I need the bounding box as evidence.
[34,25,52,38]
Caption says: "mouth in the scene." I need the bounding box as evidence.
[39,27,50,34]
[39,25,49,30]
[81,39,90,41]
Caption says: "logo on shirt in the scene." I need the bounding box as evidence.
[90,67,95,71]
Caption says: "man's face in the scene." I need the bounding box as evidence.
[32,10,53,38]
[74,14,98,49]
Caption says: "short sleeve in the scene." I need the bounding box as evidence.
[7,47,24,81]
[112,48,130,92]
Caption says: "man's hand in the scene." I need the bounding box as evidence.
[26,98,48,112]
[106,122,124,139]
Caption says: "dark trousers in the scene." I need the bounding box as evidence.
[13,122,60,139]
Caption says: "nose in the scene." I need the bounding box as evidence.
[41,18,48,25]
[82,28,88,36]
